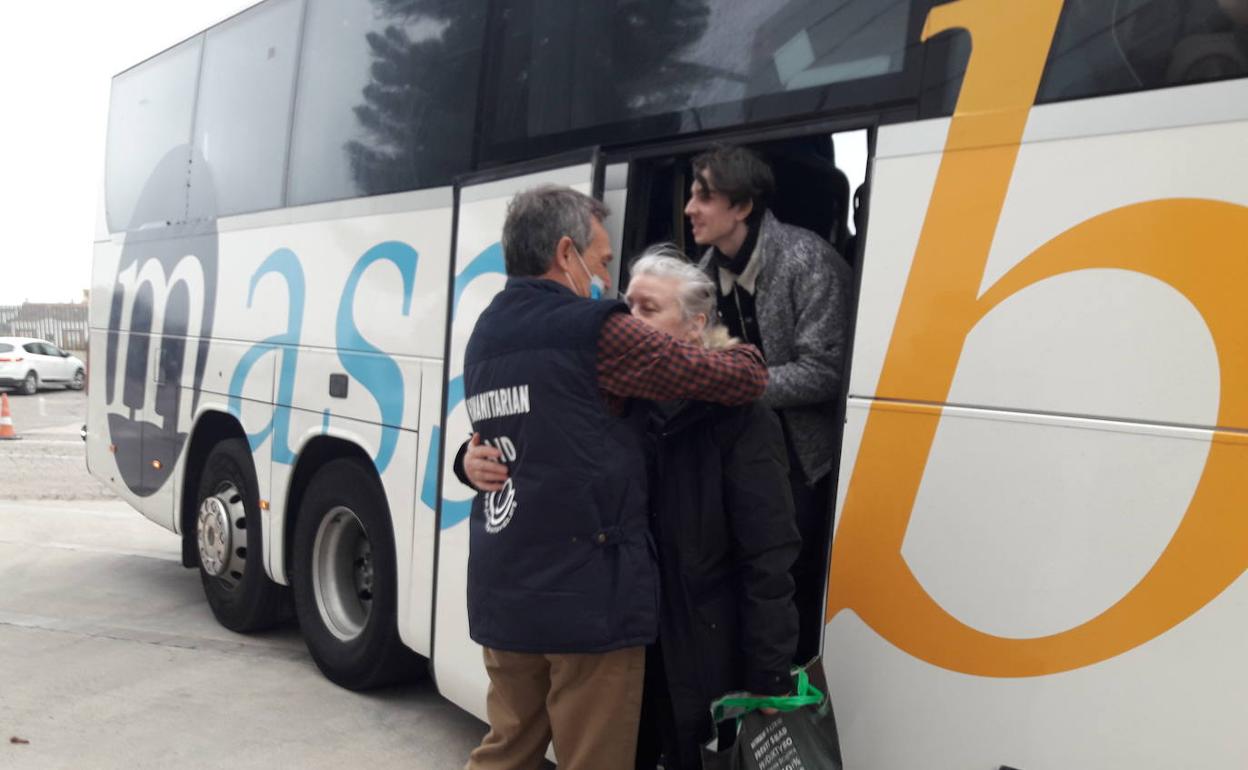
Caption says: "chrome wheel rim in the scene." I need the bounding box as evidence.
[23,373,35,395]
[197,481,248,588]
[311,506,373,642]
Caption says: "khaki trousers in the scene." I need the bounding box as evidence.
[465,645,646,770]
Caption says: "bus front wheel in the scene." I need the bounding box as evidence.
[195,438,287,632]
[291,457,421,690]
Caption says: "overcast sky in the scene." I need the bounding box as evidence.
[0,1,254,305]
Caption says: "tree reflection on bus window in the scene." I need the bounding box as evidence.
[288,0,486,205]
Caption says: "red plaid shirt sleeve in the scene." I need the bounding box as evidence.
[596,312,768,407]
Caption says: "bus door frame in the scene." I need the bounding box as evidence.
[596,110,902,657]
[430,147,617,720]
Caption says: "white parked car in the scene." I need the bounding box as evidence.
[0,337,85,395]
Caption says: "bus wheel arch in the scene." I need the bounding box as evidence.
[181,411,246,567]
[181,411,288,632]
[285,438,421,690]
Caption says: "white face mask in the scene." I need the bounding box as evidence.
[567,244,605,300]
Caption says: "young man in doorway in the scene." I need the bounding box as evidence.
[685,144,852,663]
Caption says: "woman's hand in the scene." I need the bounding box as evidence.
[464,433,509,492]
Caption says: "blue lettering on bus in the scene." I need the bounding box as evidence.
[226,242,418,474]
[422,242,505,530]
[227,248,305,464]
[334,241,419,474]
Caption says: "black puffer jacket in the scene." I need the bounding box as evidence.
[645,399,801,765]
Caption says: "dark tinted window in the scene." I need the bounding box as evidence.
[22,343,42,355]
[922,0,1248,118]
[288,0,487,205]
[106,37,202,232]
[190,0,302,218]
[487,0,912,152]
[0,344,12,354]
[1040,0,1248,101]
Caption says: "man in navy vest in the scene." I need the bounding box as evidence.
[463,185,768,770]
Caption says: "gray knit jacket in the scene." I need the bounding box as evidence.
[698,210,852,485]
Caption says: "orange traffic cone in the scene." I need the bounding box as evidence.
[0,393,19,440]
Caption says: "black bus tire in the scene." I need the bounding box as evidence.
[291,457,421,690]
[196,437,287,632]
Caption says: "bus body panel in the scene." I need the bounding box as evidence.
[86,327,149,519]
[852,80,1248,428]
[432,162,596,722]
[88,192,452,483]
[830,407,1247,768]
[826,568,1248,768]
[88,187,454,660]
[408,359,446,658]
[275,402,428,654]
[88,233,223,531]
[829,77,1248,768]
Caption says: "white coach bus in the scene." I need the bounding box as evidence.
[89,0,1248,766]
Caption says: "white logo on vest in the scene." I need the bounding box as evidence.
[484,478,517,533]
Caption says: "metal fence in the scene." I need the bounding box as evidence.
[0,303,89,352]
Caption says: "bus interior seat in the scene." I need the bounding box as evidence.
[750,135,851,260]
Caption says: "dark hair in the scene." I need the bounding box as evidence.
[690,145,775,210]
[501,185,610,277]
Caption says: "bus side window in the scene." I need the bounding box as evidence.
[188,0,302,219]
[105,37,201,233]
[287,0,488,206]
[922,0,1248,118]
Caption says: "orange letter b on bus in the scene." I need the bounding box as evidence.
[826,0,1248,678]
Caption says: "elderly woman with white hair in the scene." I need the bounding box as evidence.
[625,245,800,770]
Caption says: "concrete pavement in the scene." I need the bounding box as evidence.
[0,500,487,769]
[0,390,111,500]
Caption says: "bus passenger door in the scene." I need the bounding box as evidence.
[432,155,604,721]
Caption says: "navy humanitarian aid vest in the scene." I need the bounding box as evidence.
[463,277,657,653]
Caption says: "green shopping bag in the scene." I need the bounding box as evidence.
[701,659,843,770]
